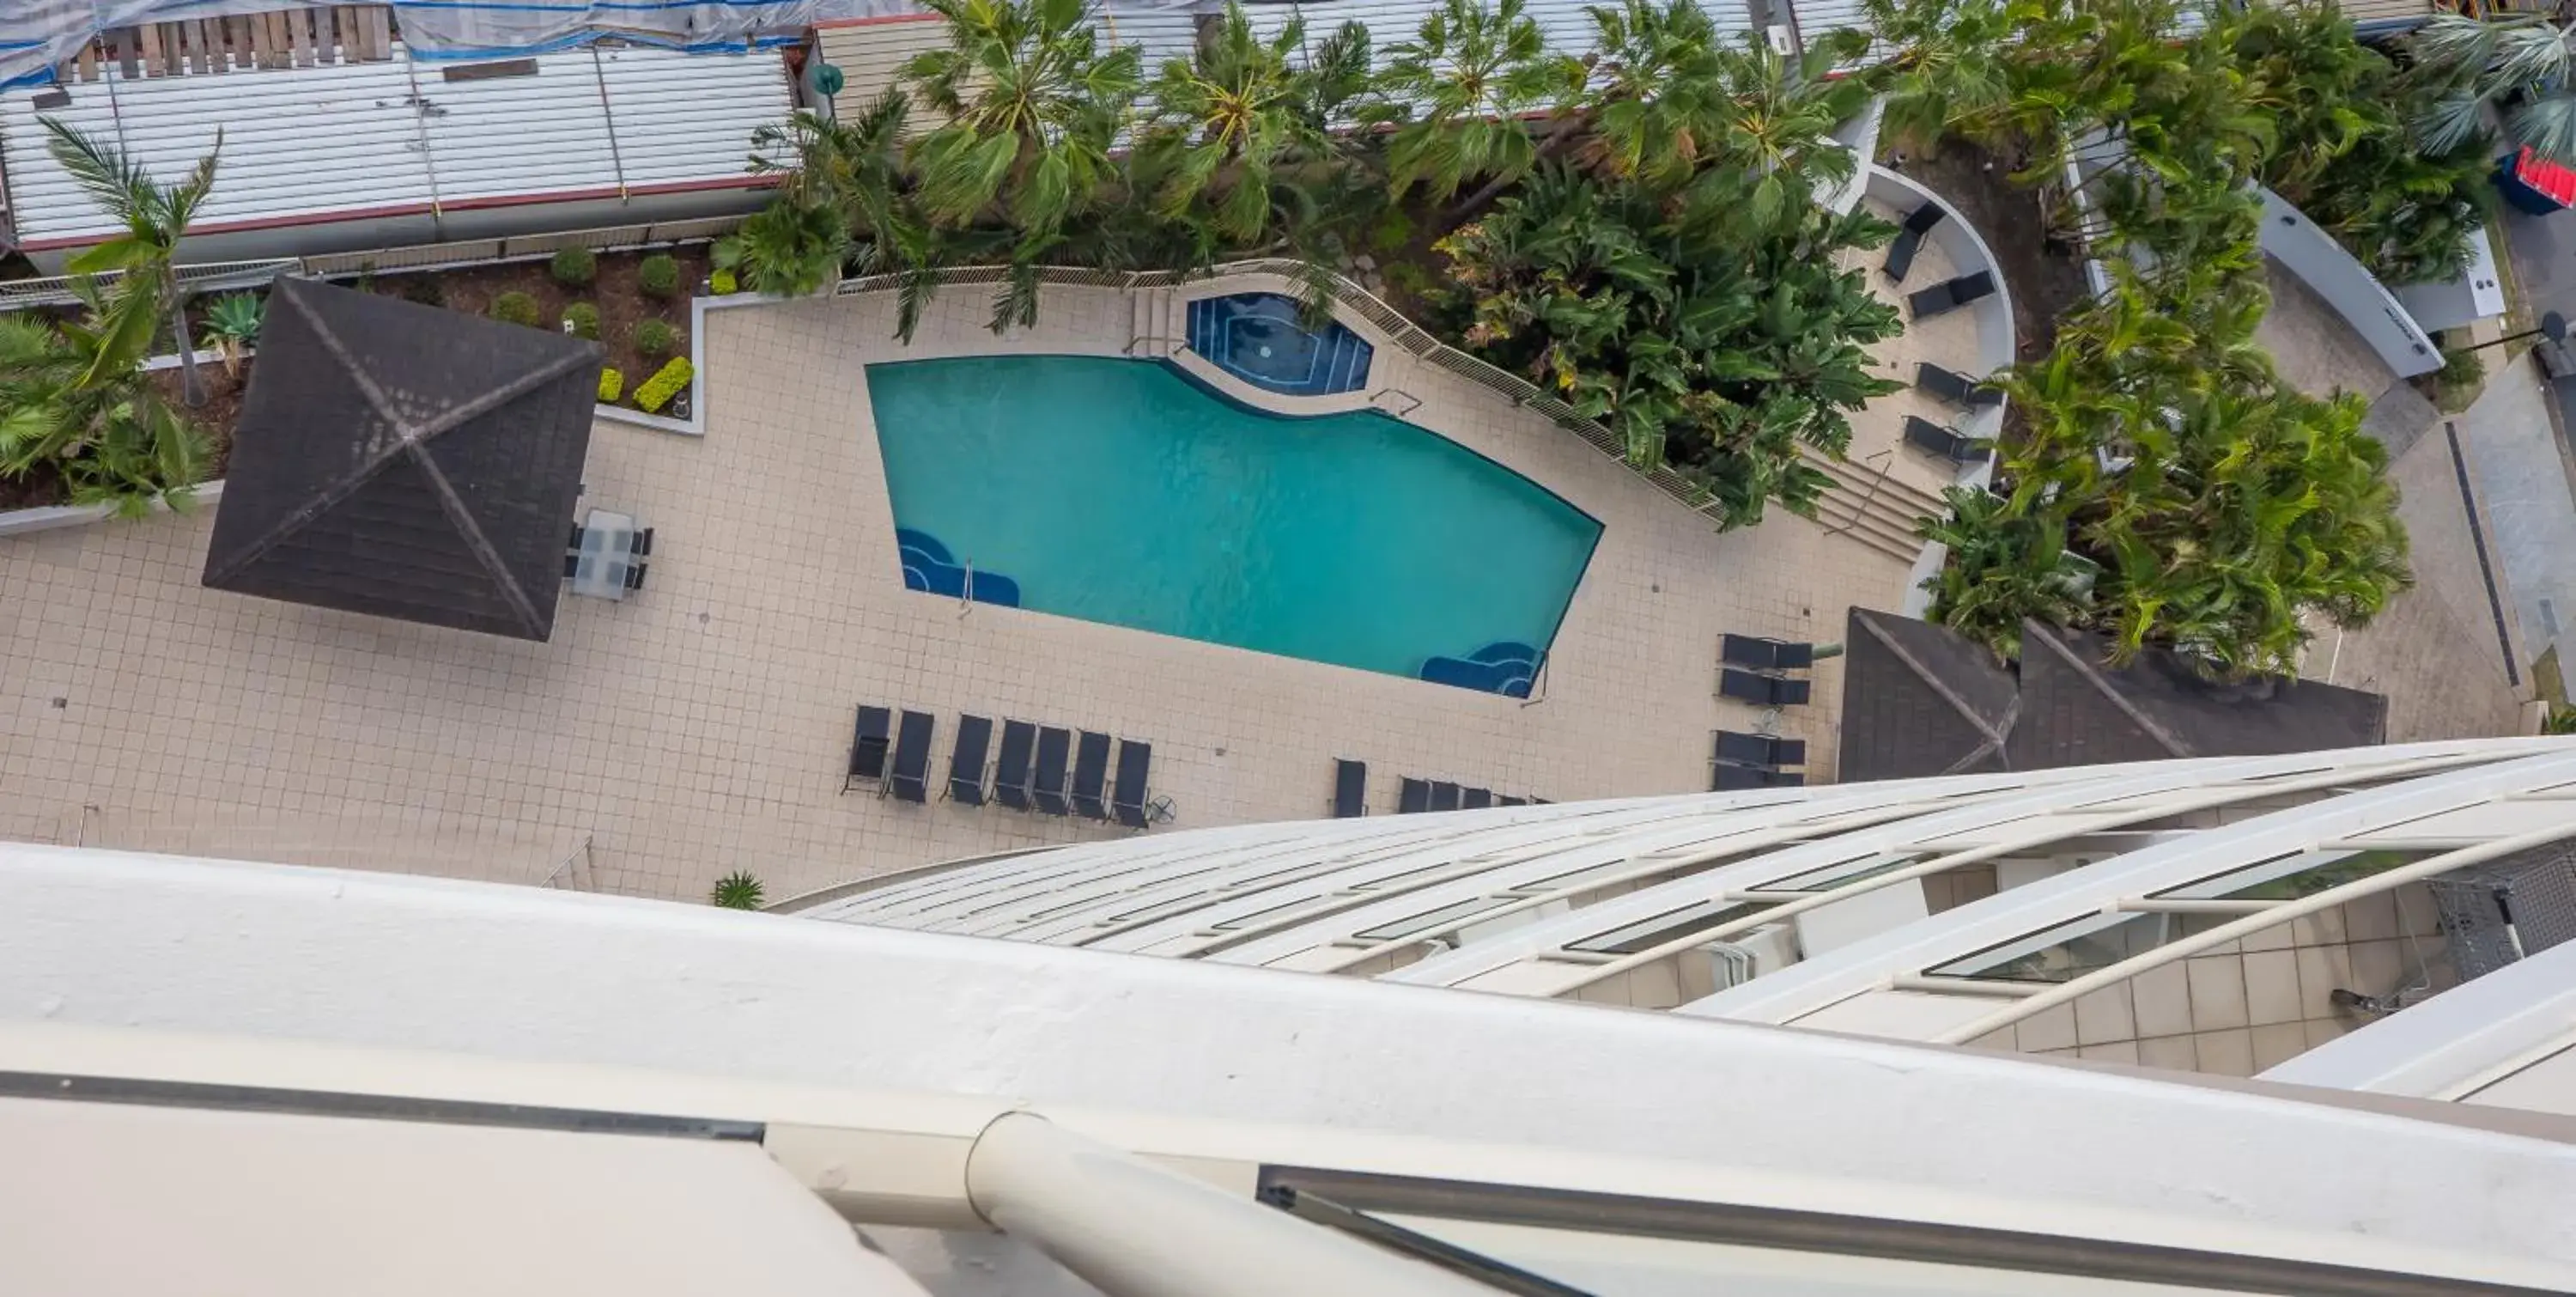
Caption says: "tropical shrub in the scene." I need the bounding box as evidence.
[713,197,848,297]
[198,292,262,376]
[1423,20,1893,529]
[489,291,541,327]
[633,318,678,358]
[1434,166,1899,527]
[2233,3,2489,283]
[711,871,765,910]
[550,246,598,288]
[0,292,207,516]
[560,301,599,340]
[635,356,695,414]
[637,253,681,299]
[1925,258,2412,676]
[598,367,623,404]
[2412,12,2576,167]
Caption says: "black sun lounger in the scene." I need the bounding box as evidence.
[1113,740,1152,829]
[1032,727,1073,815]
[994,720,1036,810]
[1333,759,1368,818]
[1071,730,1113,820]
[1882,202,1944,283]
[844,705,892,793]
[947,715,993,805]
[887,709,934,803]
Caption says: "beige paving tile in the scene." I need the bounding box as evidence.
[0,285,1916,902]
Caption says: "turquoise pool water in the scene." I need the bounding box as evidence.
[866,356,1601,682]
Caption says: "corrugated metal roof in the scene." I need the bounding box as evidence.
[1,44,790,250]
[1241,0,1758,69]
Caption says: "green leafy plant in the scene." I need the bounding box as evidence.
[0,289,207,517]
[711,871,765,910]
[560,301,600,340]
[635,356,695,414]
[633,318,679,358]
[598,367,623,404]
[550,246,598,288]
[712,198,849,297]
[902,0,1141,239]
[637,253,681,299]
[1375,0,1582,206]
[710,267,740,295]
[2411,13,2576,166]
[489,291,541,327]
[38,117,223,408]
[197,292,261,377]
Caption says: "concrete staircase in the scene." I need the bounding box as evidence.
[1801,448,1951,564]
[1127,288,1182,356]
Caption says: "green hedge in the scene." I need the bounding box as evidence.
[598,367,623,404]
[634,318,678,358]
[561,301,599,340]
[635,356,694,414]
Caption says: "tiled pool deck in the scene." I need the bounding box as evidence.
[0,279,1935,900]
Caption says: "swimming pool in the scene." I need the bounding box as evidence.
[866,356,1600,690]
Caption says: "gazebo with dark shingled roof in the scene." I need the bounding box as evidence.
[202,277,604,641]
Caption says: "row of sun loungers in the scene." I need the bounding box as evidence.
[846,706,1154,829]
[1329,758,1545,816]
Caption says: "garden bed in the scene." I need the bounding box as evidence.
[1891,140,2093,364]
[0,245,713,514]
[382,246,709,407]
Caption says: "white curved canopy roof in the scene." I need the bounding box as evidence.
[793,737,2576,1093]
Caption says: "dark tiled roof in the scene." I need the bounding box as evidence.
[201,277,603,641]
[1838,610,2386,780]
[1838,608,2016,782]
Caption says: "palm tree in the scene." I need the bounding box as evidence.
[1376,0,1584,205]
[750,92,913,267]
[1133,2,1319,247]
[1863,0,2022,151]
[2412,12,2576,165]
[1690,30,1877,224]
[713,198,854,296]
[902,0,1141,242]
[1571,0,1727,186]
[39,118,221,408]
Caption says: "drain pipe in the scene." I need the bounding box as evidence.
[963,1112,1489,1297]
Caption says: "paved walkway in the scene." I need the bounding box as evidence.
[2257,260,2537,737]
[0,282,1916,900]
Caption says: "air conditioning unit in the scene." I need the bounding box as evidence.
[1766,23,1795,55]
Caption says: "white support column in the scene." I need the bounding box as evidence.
[962,1112,1492,1297]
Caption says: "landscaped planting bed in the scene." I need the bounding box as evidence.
[0,244,714,514]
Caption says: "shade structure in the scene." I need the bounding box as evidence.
[202,277,603,641]
[1836,608,2386,780]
